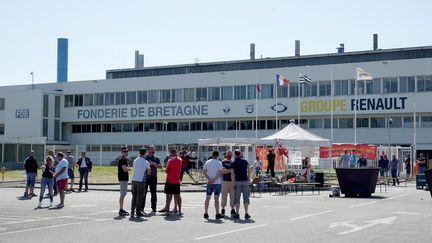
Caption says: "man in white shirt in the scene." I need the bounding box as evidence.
[203,151,223,220]
[53,152,69,208]
[131,148,151,217]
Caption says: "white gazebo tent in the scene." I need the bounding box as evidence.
[260,123,331,147]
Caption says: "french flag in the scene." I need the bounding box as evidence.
[277,74,289,86]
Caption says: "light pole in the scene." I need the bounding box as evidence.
[388,117,393,155]
[235,121,239,139]
[162,121,168,155]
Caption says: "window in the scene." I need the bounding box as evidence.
[178,122,190,131]
[184,88,195,102]
[355,80,365,95]
[240,120,253,130]
[84,94,93,106]
[72,124,81,133]
[304,83,317,97]
[421,116,432,128]
[356,118,369,128]
[126,92,137,104]
[221,86,233,100]
[137,91,147,104]
[82,124,91,133]
[208,87,220,101]
[366,78,381,94]
[339,118,353,128]
[247,85,256,99]
[234,86,246,100]
[309,119,323,128]
[277,85,288,98]
[160,89,171,103]
[324,118,338,128]
[43,95,49,117]
[94,93,104,106]
[202,122,214,131]
[403,117,419,128]
[227,121,236,130]
[55,96,60,118]
[112,124,122,132]
[0,124,4,135]
[148,90,160,103]
[370,117,386,128]
[257,120,266,130]
[172,89,183,103]
[43,119,48,136]
[103,124,112,132]
[144,123,155,132]
[417,75,432,92]
[383,77,398,94]
[190,122,201,131]
[399,76,415,93]
[115,92,125,105]
[74,94,83,107]
[133,123,143,132]
[290,83,299,97]
[334,80,348,96]
[167,122,177,131]
[215,121,226,130]
[388,117,402,128]
[64,95,73,107]
[196,88,207,101]
[92,124,101,133]
[105,93,115,105]
[267,120,276,130]
[122,123,132,132]
[261,84,273,99]
[319,81,331,96]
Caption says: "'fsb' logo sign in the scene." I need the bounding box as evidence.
[15,109,30,118]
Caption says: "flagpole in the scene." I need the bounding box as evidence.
[275,77,278,131]
[413,97,416,175]
[297,70,301,126]
[255,74,258,139]
[330,65,334,167]
[354,73,357,145]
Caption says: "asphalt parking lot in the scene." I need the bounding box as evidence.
[0,183,430,243]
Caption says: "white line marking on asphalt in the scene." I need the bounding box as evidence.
[348,201,378,208]
[393,211,421,216]
[194,224,267,240]
[0,227,6,231]
[387,194,409,200]
[290,210,333,221]
[69,204,97,208]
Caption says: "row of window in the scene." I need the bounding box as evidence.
[70,116,432,134]
[0,124,4,135]
[64,75,432,107]
[0,98,4,110]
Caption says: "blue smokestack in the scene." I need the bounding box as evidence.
[57,38,68,83]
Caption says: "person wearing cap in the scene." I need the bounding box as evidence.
[53,152,68,208]
[65,150,76,192]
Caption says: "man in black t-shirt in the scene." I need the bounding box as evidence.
[24,150,38,198]
[231,149,251,220]
[118,147,130,216]
[266,149,276,178]
[142,146,162,213]
[417,153,426,174]
[221,150,235,217]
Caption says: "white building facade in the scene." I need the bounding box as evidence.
[1,46,431,164]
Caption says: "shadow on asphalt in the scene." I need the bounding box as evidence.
[163,214,183,221]
[16,196,32,201]
[204,218,224,224]
[128,216,147,222]
[233,219,255,224]
[33,206,51,210]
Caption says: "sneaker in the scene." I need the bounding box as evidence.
[221,208,225,217]
[49,202,53,207]
[119,209,129,216]
[215,213,223,219]
[233,214,240,219]
[24,192,28,197]
[71,189,76,192]
[31,193,37,197]
[56,204,64,209]
[37,202,42,208]
[245,213,251,219]
[230,209,236,216]
[172,209,178,214]
[204,213,209,219]
[158,208,167,213]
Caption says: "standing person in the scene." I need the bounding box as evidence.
[254,156,262,177]
[383,155,390,177]
[339,150,350,168]
[38,156,55,208]
[266,149,275,178]
[65,150,76,192]
[221,150,236,218]
[357,153,368,167]
[180,150,197,184]
[350,149,357,168]
[159,148,182,216]
[390,154,400,186]
[404,153,411,178]
[118,147,130,216]
[53,152,68,208]
[24,150,38,198]
[231,149,251,220]
[48,149,58,195]
[130,148,150,217]
[189,148,198,172]
[142,146,162,214]
[77,151,92,192]
[417,153,426,174]
[203,151,223,219]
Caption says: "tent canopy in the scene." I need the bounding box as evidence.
[260,123,331,147]
[198,123,330,147]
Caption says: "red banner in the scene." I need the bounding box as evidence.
[256,148,285,171]
[320,144,377,160]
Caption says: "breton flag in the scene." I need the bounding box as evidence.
[356,67,373,81]
[299,74,311,85]
[256,83,261,92]
[277,74,289,86]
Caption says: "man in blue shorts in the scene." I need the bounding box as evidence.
[203,151,223,219]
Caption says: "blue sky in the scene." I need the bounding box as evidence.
[0,0,431,85]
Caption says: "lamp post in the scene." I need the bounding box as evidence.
[235,121,239,139]
[388,117,393,155]
[162,121,168,155]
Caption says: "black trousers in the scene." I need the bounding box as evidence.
[267,163,275,177]
[141,176,157,211]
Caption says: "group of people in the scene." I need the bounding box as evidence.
[339,149,368,168]
[117,146,251,220]
[23,149,93,208]
[378,152,427,186]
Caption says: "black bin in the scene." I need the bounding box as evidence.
[315,172,324,187]
[335,168,379,198]
[424,169,432,198]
